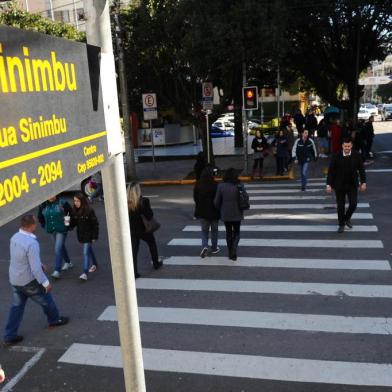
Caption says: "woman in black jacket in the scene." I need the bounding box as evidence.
[251,130,268,179]
[193,166,220,258]
[71,193,99,281]
[127,182,162,278]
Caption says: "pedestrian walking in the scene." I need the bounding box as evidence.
[293,109,305,135]
[305,110,318,137]
[285,123,295,169]
[37,195,73,279]
[193,166,220,258]
[71,193,99,281]
[3,215,69,346]
[194,152,207,180]
[316,118,329,158]
[251,130,268,179]
[326,137,367,233]
[292,129,318,191]
[214,168,248,261]
[127,182,163,278]
[330,119,342,154]
[274,129,289,175]
[364,116,375,160]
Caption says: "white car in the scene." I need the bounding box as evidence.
[360,104,378,116]
[358,108,371,120]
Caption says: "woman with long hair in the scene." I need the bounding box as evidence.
[193,166,220,258]
[214,168,247,261]
[251,130,268,179]
[127,182,162,278]
[71,193,99,281]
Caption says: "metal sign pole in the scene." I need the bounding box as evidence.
[242,62,248,175]
[206,112,210,164]
[84,2,146,391]
[150,120,156,167]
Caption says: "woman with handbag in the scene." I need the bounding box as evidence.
[251,130,268,179]
[127,182,162,278]
[214,168,248,261]
[193,166,220,258]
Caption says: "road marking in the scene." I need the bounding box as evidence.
[247,189,322,194]
[99,306,392,335]
[366,169,392,173]
[168,238,383,248]
[250,203,369,210]
[59,344,392,386]
[162,256,390,270]
[183,225,378,232]
[1,347,46,392]
[250,195,330,200]
[246,182,325,188]
[136,278,392,298]
[245,213,373,220]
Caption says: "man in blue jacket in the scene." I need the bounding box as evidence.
[3,215,69,346]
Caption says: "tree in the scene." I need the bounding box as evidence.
[0,2,85,41]
[286,0,392,120]
[376,83,392,102]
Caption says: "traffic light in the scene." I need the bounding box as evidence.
[242,86,259,110]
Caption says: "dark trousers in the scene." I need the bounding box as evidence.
[131,232,159,274]
[276,157,285,175]
[335,187,358,226]
[224,221,241,256]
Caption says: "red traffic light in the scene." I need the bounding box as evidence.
[246,90,254,99]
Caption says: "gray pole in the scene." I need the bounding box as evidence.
[24,0,29,12]
[353,22,360,127]
[72,0,79,30]
[150,119,156,167]
[277,64,281,121]
[84,2,146,391]
[206,112,210,163]
[113,1,137,180]
[242,62,248,175]
[48,0,54,20]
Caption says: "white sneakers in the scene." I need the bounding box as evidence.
[79,273,88,281]
[88,265,97,273]
[211,247,221,254]
[51,271,60,279]
[200,247,208,258]
[61,262,73,271]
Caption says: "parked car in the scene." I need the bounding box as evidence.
[360,103,378,116]
[211,121,234,137]
[358,108,372,121]
[381,104,392,121]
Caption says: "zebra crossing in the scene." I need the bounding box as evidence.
[58,179,392,389]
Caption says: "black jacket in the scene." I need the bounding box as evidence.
[193,180,220,220]
[71,208,99,243]
[327,150,366,191]
[292,137,317,164]
[129,197,154,237]
[251,136,268,154]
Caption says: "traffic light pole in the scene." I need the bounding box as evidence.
[242,62,248,175]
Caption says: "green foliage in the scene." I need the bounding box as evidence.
[0,1,85,41]
[376,83,392,102]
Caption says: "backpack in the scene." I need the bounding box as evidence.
[237,184,250,210]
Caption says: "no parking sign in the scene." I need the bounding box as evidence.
[142,93,158,121]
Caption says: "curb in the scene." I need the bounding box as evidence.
[140,169,295,186]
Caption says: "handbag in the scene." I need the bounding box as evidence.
[141,214,161,233]
[237,184,250,210]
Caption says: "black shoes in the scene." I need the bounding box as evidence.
[3,335,23,346]
[49,316,69,328]
[345,220,353,229]
[337,226,344,233]
[153,261,163,270]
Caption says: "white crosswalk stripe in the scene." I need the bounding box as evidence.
[59,179,392,389]
[183,224,378,232]
[168,238,383,248]
[99,306,392,335]
[163,256,390,270]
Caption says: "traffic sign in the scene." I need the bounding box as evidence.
[0,25,108,227]
[142,93,158,120]
[202,82,213,110]
[358,76,392,86]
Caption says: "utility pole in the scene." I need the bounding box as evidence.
[242,61,248,175]
[353,21,361,127]
[113,0,137,180]
[84,1,146,391]
[277,64,281,121]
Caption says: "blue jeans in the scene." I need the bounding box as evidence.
[299,162,310,189]
[200,219,218,250]
[82,243,97,274]
[53,232,70,272]
[4,280,60,340]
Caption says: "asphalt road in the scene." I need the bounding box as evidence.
[1,121,392,392]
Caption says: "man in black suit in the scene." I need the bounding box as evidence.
[326,137,367,233]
